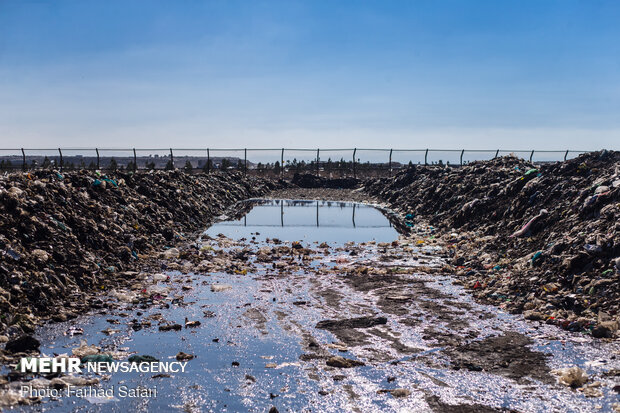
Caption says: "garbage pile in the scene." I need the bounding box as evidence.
[364,151,620,337]
[0,169,277,334]
[292,173,360,189]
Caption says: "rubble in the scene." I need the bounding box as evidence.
[364,151,620,336]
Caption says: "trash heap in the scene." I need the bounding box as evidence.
[364,150,619,337]
[291,173,360,189]
[0,170,277,333]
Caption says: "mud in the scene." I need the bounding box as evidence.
[445,332,553,383]
[425,395,517,413]
[316,316,388,331]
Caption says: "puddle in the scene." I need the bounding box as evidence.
[4,200,619,412]
[206,199,399,244]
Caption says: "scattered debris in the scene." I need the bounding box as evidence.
[184,318,201,328]
[326,356,365,368]
[159,323,182,332]
[377,388,411,398]
[211,284,232,292]
[175,352,195,361]
[554,366,589,388]
[72,341,99,358]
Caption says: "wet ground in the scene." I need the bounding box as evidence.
[2,200,619,412]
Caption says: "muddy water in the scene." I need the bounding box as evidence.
[6,200,620,412]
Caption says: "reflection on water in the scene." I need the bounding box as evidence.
[206,199,398,244]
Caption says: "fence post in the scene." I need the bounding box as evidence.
[352,148,357,178]
[388,149,393,175]
[21,148,26,171]
[529,150,534,163]
[244,148,247,174]
[133,148,137,171]
[460,149,464,166]
[564,150,569,161]
[280,148,284,177]
[169,148,174,169]
[316,148,320,176]
[207,148,210,173]
[424,149,428,166]
[58,148,63,171]
[495,149,499,159]
[95,148,100,170]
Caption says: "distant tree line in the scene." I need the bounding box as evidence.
[0,154,411,174]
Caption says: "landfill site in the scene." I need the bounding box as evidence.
[0,150,617,412]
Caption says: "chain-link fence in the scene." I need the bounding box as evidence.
[0,148,592,177]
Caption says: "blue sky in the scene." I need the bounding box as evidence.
[0,0,618,150]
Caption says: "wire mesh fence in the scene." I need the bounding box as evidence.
[0,147,592,177]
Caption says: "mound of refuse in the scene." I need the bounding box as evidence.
[364,151,619,337]
[292,173,360,189]
[0,169,277,334]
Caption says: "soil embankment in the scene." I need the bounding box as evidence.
[363,150,619,337]
[0,170,277,333]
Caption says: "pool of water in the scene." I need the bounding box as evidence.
[205,199,399,244]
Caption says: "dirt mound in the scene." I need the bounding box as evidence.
[0,169,277,334]
[364,151,620,336]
